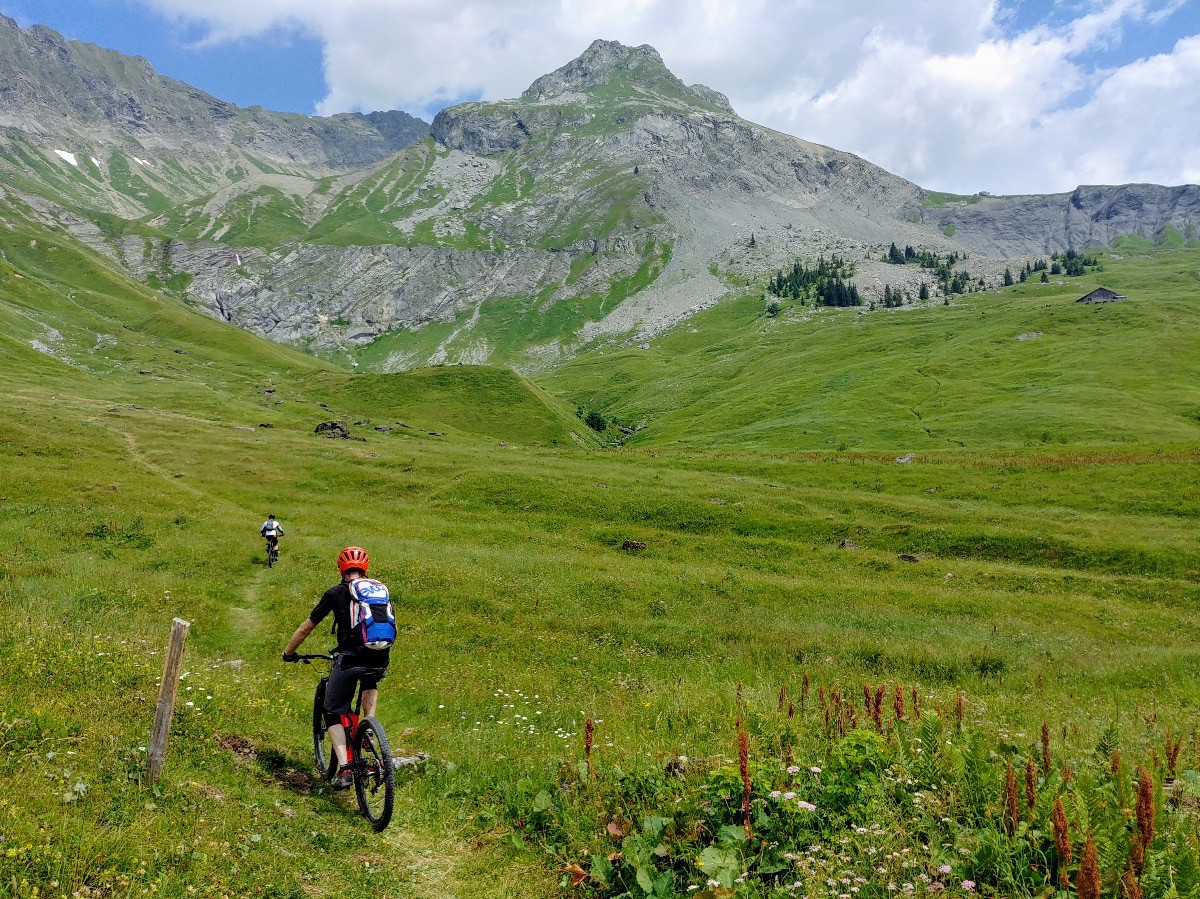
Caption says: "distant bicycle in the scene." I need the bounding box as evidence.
[295,652,395,831]
[260,515,284,567]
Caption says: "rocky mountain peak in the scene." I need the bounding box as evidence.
[521,38,733,114]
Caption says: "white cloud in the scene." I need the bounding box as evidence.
[137,0,1199,193]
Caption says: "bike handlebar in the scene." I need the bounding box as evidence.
[288,651,341,664]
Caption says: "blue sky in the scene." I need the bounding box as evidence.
[2,0,1197,193]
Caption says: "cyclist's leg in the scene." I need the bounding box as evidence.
[359,668,386,717]
[323,661,359,768]
[329,719,350,767]
[361,689,378,717]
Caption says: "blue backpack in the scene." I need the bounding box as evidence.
[347,578,396,650]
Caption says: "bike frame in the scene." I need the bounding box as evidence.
[336,682,363,764]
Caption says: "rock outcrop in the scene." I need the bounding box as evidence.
[923,184,1200,256]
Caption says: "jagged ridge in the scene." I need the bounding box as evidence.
[1,20,1197,372]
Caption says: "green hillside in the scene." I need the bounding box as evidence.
[4,204,1200,898]
[545,245,1200,450]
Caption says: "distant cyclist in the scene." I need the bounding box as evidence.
[261,514,284,557]
[282,547,393,789]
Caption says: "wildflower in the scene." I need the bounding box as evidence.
[707,880,720,888]
[937,865,952,875]
[961,881,975,892]
[784,791,797,800]
[787,765,801,775]
[810,766,822,773]
[1135,766,1155,848]
[1024,756,1037,817]
[584,718,595,775]
[1122,858,1143,899]
[797,800,816,811]
[1078,833,1100,899]
[1130,832,1146,878]
[855,827,868,834]
[1004,763,1019,834]
[1052,796,1072,890]
[770,791,782,799]
[738,725,752,840]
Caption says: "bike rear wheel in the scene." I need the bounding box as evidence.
[352,716,395,831]
[312,680,334,781]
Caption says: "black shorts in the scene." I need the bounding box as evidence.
[323,655,387,725]
[265,534,279,546]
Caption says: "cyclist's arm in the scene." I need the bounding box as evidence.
[284,618,316,655]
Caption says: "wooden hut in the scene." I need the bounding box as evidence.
[1076,287,1127,303]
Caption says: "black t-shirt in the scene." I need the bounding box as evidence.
[309,580,390,667]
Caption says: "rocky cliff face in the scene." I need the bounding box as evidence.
[0,14,428,175]
[1,24,1195,371]
[923,184,1200,256]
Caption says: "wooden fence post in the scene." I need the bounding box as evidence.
[147,617,190,784]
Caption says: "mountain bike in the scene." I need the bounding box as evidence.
[265,538,279,567]
[294,652,394,831]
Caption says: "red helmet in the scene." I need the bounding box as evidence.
[337,546,369,574]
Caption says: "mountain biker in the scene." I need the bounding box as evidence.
[261,514,284,555]
[282,547,390,789]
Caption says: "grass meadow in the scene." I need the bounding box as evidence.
[1,223,1199,898]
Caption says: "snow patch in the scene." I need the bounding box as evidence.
[53,150,78,167]
[132,157,152,167]
[90,157,101,167]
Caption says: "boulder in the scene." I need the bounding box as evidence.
[315,421,350,439]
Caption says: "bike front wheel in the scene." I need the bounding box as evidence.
[352,716,395,831]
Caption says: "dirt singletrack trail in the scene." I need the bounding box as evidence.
[120,429,210,499]
[229,564,268,635]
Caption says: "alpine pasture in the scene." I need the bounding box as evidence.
[2,219,1200,898]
